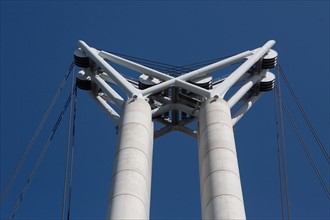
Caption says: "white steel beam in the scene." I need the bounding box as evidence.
[177,50,253,82]
[99,48,260,100]
[151,103,197,118]
[175,79,211,98]
[227,70,267,108]
[89,93,120,124]
[91,74,125,107]
[151,104,172,118]
[211,40,276,97]
[173,103,197,118]
[232,94,262,126]
[78,40,140,98]
[100,50,252,83]
[141,79,175,97]
[99,51,173,82]
[100,50,212,98]
[99,72,116,85]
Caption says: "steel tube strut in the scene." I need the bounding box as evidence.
[177,50,253,82]
[89,93,120,124]
[91,74,125,107]
[232,94,262,126]
[227,70,267,108]
[211,40,275,97]
[78,40,140,98]
[198,98,246,220]
[99,51,211,97]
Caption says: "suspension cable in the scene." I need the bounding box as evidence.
[109,51,242,77]
[0,62,74,204]
[9,90,75,219]
[277,64,329,164]
[162,54,245,76]
[275,87,330,200]
[115,53,193,76]
[276,67,291,220]
[274,67,291,219]
[66,86,78,220]
[109,51,189,71]
[61,66,76,220]
[274,85,286,220]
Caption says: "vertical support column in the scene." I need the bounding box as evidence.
[107,98,154,219]
[198,98,246,220]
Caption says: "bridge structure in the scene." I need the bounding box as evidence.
[73,40,277,220]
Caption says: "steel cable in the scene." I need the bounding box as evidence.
[276,68,291,220]
[109,51,188,71]
[275,87,330,200]
[274,86,286,220]
[9,90,76,219]
[109,51,242,77]
[277,64,330,164]
[0,62,74,204]
[66,86,78,220]
[61,66,75,220]
[274,68,291,219]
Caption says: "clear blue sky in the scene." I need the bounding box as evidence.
[1,1,329,219]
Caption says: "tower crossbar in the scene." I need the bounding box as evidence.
[73,40,278,219]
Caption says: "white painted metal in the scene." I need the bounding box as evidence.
[99,72,117,85]
[76,69,91,81]
[177,51,253,82]
[100,50,252,99]
[90,93,120,124]
[175,78,211,98]
[151,104,172,118]
[91,74,125,107]
[232,94,262,126]
[75,40,277,220]
[98,43,275,101]
[141,78,175,97]
[227,70,267,108]
[190,75,213,84]
[100,49,252,84]
[99,51,173,82]
[107,98,153,220]
[263,49,278,61]
[260,71,276,85]
[211,40,276,97]
[151,103,197,118]
[198,98,246,220]
[173,103,197,117]
[78,41,140,97]
[141,78,212,98]
[139,74,162,86]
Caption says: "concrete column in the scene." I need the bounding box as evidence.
[107,98,154,219]
[198,98,246,220]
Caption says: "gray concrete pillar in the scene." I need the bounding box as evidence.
[107,98,153,219]
[198,98,246,220]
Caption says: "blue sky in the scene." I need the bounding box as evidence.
[1,1,329,219]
